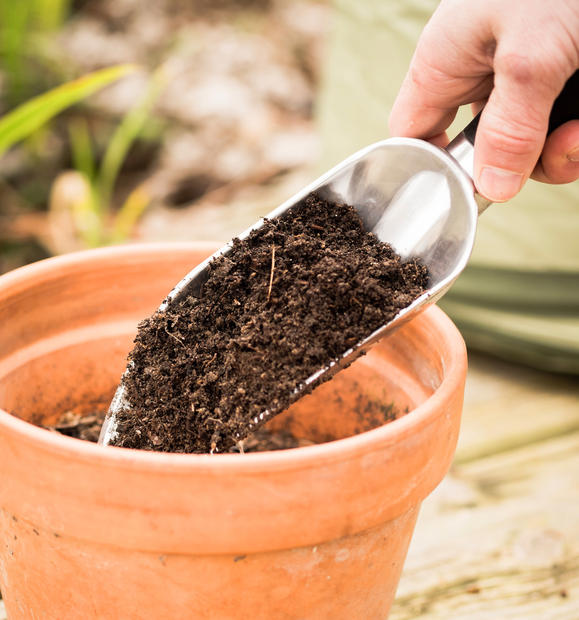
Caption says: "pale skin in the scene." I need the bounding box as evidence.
[389,0,579,202]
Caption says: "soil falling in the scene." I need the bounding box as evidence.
[111,192,429,453]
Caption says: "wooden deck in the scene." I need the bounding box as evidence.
[391,352,579,619]
[1,351,577,619]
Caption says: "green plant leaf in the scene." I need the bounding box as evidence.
[70,177,102,248]
[68,117,96,183]
[109,184,151,244]
[32,0,72,31]
[0,1,32,102]
[0,64,137,157]
[97,68,165,213]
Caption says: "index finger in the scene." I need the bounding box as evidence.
[389,4,494,140]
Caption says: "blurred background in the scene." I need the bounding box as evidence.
[0,0,328,274]
[2,0,578,369]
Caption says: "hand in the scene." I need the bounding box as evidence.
[389,0,579,202]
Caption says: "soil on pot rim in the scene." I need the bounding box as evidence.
[111,192,429,454]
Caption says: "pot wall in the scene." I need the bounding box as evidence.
[0,244,467,619]
[0,505,419,619]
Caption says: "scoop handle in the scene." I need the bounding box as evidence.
[463,69,579,144]
[447,70,578,213]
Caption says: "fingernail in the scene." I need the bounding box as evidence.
[567,147,579,163]
[478,166,524,202]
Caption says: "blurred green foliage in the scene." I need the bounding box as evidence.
[64,68,166,247]
[0,65,136,157]
[0,64,143,264]
[0,0,73,106]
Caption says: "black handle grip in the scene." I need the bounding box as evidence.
[548,69,579,134]
[463,69,579,145]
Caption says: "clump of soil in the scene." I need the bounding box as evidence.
[47,411,105,443]
[112,192,429,454]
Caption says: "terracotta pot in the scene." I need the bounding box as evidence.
[0,243,467,619]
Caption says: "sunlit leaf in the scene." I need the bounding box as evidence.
[68,117,96,183]
[0,64,137,157]
[98,67,165,213]
[32,0,72,31]
[109,183,151,244]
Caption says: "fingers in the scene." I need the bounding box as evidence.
[388,62,460,141]
[532,120,579,184]
[389,53,492,142]
[473,52,572,201]
[389,1,494,141]
[470,99,487,117]
[390,0,579,201]
[425,132,450,148]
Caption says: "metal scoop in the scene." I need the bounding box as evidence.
[100,72,578,447]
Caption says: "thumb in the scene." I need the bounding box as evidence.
[474,54,568,202]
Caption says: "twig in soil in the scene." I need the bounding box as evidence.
[207,417,224,426]
[266,244,276,302]
[236,440,245,454]
[203,352,217,369]
[208,418,225,454]
[164,327,186,348]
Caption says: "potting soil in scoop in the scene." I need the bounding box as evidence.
[111,192,429,453]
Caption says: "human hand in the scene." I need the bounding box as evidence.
[389,0,579,202]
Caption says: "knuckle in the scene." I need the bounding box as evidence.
[482,119,541,158]
[494,50,565,89]
[495,52,535,85]
[408,52,453,99]
[409,52,436,89]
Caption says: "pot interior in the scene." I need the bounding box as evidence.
[0,246,441,447]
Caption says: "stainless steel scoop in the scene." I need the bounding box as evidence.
[99,72,578,447]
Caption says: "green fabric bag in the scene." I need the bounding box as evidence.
[317,0,579,373]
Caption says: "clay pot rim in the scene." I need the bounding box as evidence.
[0,242,467,473]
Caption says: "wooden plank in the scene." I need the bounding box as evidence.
[391,431,579,619]
[456,352,579,464]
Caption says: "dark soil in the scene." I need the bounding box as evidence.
[112,192,429,454]
[234,428,315,452]
[46,410,316,452]
[47,411,106,443]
